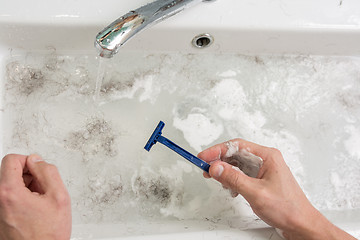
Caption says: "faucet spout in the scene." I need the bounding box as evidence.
[95,0,204,58]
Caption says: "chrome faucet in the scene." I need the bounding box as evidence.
[95,0,209,58]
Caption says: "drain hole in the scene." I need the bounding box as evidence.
[196,37,211,47]
[192,34,214,49]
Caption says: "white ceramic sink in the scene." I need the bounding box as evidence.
[1,0,360,239]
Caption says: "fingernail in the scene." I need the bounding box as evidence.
[33,159,44,163]
[28,155,44,163]
[213,164,224,178]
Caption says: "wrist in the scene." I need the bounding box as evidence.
[284,208,356,240]
[285,207,332,240]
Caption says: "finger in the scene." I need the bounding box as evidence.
[23,173,33,187]
[203,172,211,179]
[209,161,258,200]
[230,138,272,161]
[198,143,227,163]
[28,177,44,194]
[0,154,27,186]
[26,154,67,197]
[230,190,239,198]
[23,164,29,174]
[199,139,271,163]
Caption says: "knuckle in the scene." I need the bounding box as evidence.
[0,185,8,201]
[264,147,283,164]
[233,138,243,144]
[0,185,16,206]
[269,148,282,157]
[252,186,268,205]
[226,172,243,191]
[229,172,241,186]
[44,164,59,174]
[2,154,16,163]
[54,192,71,208]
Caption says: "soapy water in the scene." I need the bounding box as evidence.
[2,52,360,226]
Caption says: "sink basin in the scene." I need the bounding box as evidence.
[1,0,360,239]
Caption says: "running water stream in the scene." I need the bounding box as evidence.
[93,57,109,103]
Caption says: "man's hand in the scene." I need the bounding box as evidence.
[198,139,356,240]
[0,154,71,240]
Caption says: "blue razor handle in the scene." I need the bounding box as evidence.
[144,121,210,173]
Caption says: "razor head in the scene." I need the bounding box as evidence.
[144,121,165,151]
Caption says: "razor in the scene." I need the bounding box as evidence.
[144,121,210,173]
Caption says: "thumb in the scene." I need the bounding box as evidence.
[209,161,258,199]
[26,154,67,197]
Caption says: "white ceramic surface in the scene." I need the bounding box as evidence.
[0,1,359,240]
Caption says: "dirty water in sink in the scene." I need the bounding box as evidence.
[1,52,360,225]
